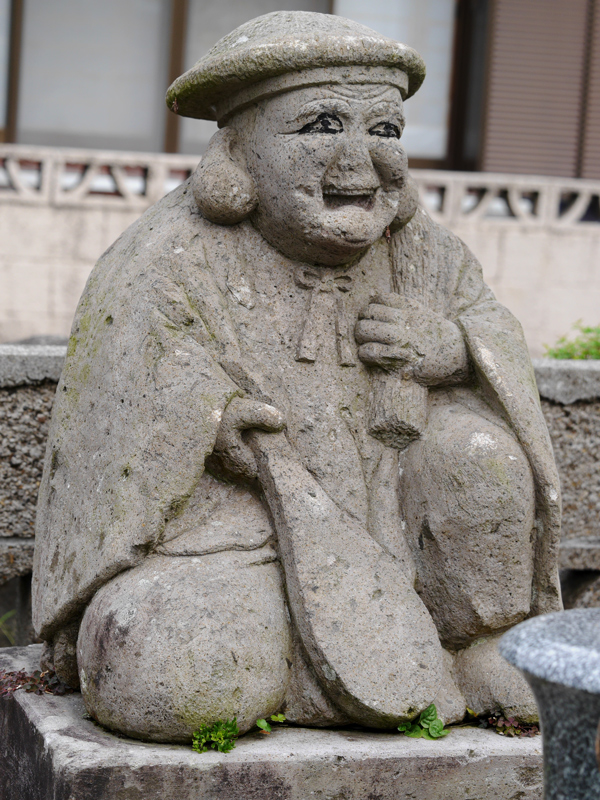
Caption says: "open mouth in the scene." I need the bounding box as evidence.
[322,190,376,211]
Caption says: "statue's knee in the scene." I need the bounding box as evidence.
[78,548,292,742]
[401,405,536,647]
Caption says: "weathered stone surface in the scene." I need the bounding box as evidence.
[454,634,538,723]
[501,609,600,800]
[1,645,544,800]
[541,400,600,544]
[534,357,600,405]
[0,382,55,541]
[0,344,66,389]
[31,11,561,740]
[78,549,292,741]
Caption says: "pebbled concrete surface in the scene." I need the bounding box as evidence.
[542,399,600,543]
[0,645,543,800]
[0,382,55,541]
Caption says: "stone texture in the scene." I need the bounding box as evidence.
[454,634,538,723]
[560,540,600,571]
[0,344,66,388]
[534,357,600,405]
[0,537,35,583]
[30,11,563,741]
[77,549,292,742]
[166,11,426,120]
[541,399,600,543]
[0,645,544,800]
[500,609,600,800]
[0,382,55,541]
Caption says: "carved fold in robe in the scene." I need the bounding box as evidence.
[32,180,562,640]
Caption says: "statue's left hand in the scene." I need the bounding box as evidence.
[355,293,469,384]
[212,397,286,481]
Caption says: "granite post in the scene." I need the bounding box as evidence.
[500,608,600,800]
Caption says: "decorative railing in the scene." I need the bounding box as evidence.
[1,144,600,227]
[0,144,198,211]
[413,169,600,228]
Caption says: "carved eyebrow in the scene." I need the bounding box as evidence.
[366,101,405,123]
[290,98,353,121]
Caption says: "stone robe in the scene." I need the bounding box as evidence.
[32,180,562,643]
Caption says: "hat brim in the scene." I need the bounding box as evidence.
[167,28,425,121]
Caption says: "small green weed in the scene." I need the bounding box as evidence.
[398,704,448,740]
[191,713,287,754]
[255,713,287,734]
[192,718,239,753]
[545,321,600,359]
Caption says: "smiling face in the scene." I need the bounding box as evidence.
[234,82,409,266]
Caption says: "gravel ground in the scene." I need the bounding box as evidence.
[0,383,55,539]
[541,400,600,541]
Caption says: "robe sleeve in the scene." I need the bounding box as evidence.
[32,187,242,639]
[451,238,562,616]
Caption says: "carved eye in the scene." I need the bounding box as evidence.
[369,122,401,139]
[299,113,343,134]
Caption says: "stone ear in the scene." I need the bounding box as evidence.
[390,174,420,232]
[191,127,258,225]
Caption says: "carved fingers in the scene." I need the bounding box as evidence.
[355,293,470,383]
[213,397,286,480]
[355,296,422,370]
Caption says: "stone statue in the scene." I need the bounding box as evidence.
[32,11,562,742]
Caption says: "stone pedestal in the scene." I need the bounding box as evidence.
[0,645,543,800]
[501,608,600,800]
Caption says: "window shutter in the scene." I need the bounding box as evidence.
[581,2,600,179]
[481,0,589,177]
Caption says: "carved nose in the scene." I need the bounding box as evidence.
[322,138,380,193]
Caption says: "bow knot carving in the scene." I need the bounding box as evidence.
[294,266,355,366]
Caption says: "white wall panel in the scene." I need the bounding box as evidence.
[17,0,170,152]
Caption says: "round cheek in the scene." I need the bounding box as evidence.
[248,138,291,203]
[288,137,342,185]
[368,140,408,188]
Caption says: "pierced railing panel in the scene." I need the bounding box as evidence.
[413,169,600,229]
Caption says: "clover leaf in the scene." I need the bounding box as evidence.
[398,704,449,740]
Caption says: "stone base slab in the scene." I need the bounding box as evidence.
[1,646,543,800]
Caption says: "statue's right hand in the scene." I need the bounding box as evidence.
[212,397,286,480]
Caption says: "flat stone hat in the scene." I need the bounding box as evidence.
[166,11,426,122]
